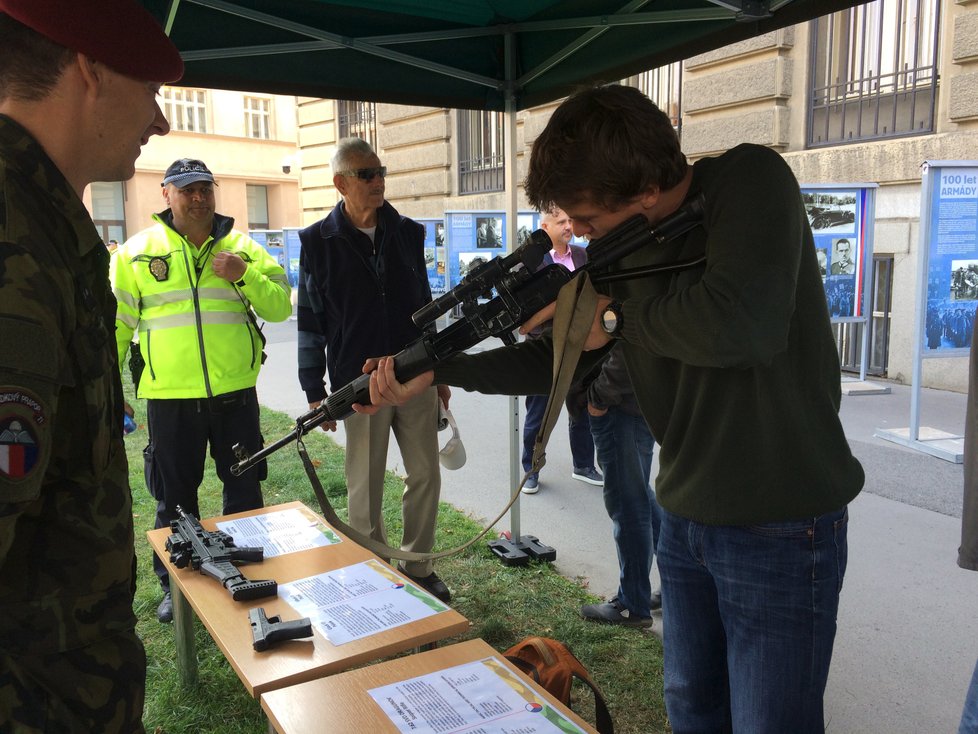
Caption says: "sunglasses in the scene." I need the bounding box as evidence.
[340,166,387,181]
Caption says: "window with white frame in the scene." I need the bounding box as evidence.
[808,0,940,147]
[161,87,208,133]
[458,109,504,195]
[89,181,126,244]
[245,96,271,139]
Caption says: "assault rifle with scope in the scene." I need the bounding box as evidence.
[230,193,705,476]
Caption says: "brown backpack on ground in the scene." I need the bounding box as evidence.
[503,636,614,733]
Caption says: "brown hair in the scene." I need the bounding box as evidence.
[525,84,688,213]
[0,14,73,103]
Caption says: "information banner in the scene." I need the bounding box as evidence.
[801,186,873,320]
[918,162,978,356]
[282,227,302,288]
[249,229,285,270]
[417,218,447,295]
[444,211,539,289]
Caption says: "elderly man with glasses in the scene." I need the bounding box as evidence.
[296,137,452,603]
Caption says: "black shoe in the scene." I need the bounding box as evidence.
[157,591,173,624]
[398,566,452,604]
[650,589,662,612]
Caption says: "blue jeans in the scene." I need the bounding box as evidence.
[522,394,595,473]
[960,659,978,733]
[657,506,849,734]
[589,408,660,617]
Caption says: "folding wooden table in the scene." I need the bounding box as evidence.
[146,501,470,698]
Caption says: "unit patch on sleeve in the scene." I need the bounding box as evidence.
[0,388,46,481]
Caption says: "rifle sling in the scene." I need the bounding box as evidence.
[528,271,599,479]
[298,273,597,563]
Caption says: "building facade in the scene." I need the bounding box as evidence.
[166,0,969,393]
[83,88,301,247]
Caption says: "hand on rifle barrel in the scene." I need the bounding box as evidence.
[307,402,337,431]
[355,356,434,413]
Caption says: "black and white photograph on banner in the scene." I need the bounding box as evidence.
[475,216,502,248]
[830,237,857,275]
[925,299,977,350]
[950,260,978,301]
[804,191,858,233]
[516,213,536,249]
[825,279,856,317]
[458,252,489,279]
[816,247,828,278]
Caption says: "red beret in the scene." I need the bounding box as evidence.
[1,0,184,83]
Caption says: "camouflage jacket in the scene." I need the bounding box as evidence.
[0,115,137,655]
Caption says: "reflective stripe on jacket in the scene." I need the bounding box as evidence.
[110,212,291,399]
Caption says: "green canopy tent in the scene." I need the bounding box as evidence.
[145,0,858,111]
[143,0,865,553]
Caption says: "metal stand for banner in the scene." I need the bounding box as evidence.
[874,160,977,464]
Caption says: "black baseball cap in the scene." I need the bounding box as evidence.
[162,159,215,188]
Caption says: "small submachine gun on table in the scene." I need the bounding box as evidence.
[229,193,705,476]
[165,505,278,601]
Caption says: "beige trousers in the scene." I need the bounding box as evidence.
[343,386,441,577]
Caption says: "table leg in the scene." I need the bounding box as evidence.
[172,584,198,686]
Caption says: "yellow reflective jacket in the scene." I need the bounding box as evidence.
[111,212,291,399]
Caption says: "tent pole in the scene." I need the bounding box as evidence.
[504,35,523,547]
[487,31,557,567]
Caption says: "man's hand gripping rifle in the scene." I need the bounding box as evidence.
[230,193,705,476]
[165,505,278,601]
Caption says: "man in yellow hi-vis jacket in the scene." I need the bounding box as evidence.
[110,158,291,623]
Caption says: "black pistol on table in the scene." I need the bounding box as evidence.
[165,505,278,601]
[249,607,314,652]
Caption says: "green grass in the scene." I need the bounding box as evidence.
[127,389,669,733]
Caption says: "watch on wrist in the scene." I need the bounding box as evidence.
[600,300,624,338]
[234,277,247,287]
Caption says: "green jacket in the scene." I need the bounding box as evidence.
[0,115,137,655]
[435,144,864,525]
[111,213,291,399]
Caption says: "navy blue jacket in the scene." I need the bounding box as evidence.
[297,200,431,401]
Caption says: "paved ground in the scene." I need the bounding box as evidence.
[258,318,977,733]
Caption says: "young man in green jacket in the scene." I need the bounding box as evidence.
[357,84,864,733]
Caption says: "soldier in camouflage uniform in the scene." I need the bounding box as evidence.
[0,1,182,731]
